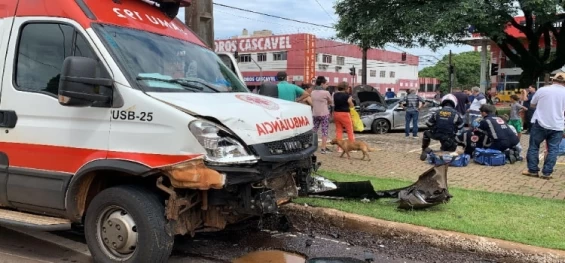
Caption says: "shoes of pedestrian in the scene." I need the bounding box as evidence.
[324,147,332,153]
[320,149,327,154]
[521,169,551,179]
[420,148,432,161]
[521,170,538,177]
[412,136,418,139]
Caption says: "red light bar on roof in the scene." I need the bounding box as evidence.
[140,0,191,18]
[153,0,191,7]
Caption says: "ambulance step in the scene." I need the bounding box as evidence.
[0,209,71,231]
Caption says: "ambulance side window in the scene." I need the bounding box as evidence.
[15,23,98,97]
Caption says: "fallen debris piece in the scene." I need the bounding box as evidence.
[310,165,452,210]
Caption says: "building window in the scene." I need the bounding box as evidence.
[389,71,395,78]
[358,69,362,76]
[316,53,319,62]
[239,54,252,63]
[273,52,287,61]
[336,56,345,65]
[369,70,376,77]
[419,84,426,92]
[15,23,100,96]
[322,54,332,63]
[257,53,267,62]
[318,64,328,71]
[380,71,386,78]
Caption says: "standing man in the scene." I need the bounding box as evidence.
[467,87,487,127]
[451,88,470,117]
[522,73,565,179]
[399,89,426,139]
[433,89,442,102]
[385,88,396,99]
[276,71,310,102]
[521,85,537,134]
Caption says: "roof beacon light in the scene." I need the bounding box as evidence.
[140,0,192,18]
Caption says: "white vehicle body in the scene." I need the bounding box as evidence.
[0,0,321,262]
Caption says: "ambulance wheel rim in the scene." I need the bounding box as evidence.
[96,205,138,259]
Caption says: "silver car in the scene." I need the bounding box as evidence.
[357,96,441,134]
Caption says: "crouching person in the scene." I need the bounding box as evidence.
[476,104,521,163]
[420,94,465,161]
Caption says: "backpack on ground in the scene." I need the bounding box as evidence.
[427,151,471,167]
[473,148,506,166]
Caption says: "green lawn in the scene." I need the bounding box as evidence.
[296,171,565,250]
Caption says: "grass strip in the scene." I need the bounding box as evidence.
[295,171,565,250]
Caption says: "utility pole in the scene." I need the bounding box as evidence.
[479,40,488,93]
[361,47,368,85]
[448,50,453,92]
[185,0,214,48]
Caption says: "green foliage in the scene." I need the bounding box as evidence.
[334,0,565,88]
[419,51,482,91]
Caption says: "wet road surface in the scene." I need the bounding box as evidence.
[1,218,504,263]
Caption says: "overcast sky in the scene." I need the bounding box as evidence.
[178,0,474,70]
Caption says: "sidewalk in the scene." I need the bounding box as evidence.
[318,129,565,200]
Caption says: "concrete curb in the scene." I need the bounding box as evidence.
[281,203,565,263]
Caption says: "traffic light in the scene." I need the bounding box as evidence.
[490,63,499,76]
[349,67,356,76]
[401,52,407,61]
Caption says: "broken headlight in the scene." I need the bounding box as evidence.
[189,120,259,165]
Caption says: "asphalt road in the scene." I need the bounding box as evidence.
[0,220,502,263]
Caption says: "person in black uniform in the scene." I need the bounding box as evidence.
[476,104,520,152]
[455,116,490,155]
[420,94,465,161]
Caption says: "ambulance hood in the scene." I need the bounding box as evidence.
[147,92,314,145]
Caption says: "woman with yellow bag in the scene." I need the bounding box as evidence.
[350,105,364,132]
[333,82,355,152]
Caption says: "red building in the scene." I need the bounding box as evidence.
[214,30,427,94]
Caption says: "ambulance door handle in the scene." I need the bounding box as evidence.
[0,110,18,128]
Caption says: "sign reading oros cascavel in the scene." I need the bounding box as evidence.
[214,36,293,52]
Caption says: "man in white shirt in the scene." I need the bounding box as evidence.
[522,72,565,179]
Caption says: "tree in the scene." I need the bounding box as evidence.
[334,0,565,88]
[419,51,482,93]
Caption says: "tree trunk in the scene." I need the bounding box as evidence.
[362,47,368,85]
[518,68,543,89]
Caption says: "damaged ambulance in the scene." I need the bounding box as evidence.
[0,0,331,262]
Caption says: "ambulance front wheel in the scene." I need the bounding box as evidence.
[84,185,174,263]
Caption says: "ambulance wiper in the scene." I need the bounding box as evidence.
[136,76,206,92]
[174,78,221,93]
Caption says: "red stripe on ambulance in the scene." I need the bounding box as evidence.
[0,142,201,174]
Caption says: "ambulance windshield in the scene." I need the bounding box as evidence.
[92,24,248,93]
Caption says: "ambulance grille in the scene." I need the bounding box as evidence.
[265,132,314,155]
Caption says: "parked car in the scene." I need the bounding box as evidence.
[359,96,441,134]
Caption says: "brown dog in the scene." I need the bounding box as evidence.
[330,138,376,161]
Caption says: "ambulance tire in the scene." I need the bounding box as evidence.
[84,185,174,263]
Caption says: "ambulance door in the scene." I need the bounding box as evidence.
[0,1,18,207]
[0,17,112,213]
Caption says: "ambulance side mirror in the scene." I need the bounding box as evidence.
[58,56,113,107]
